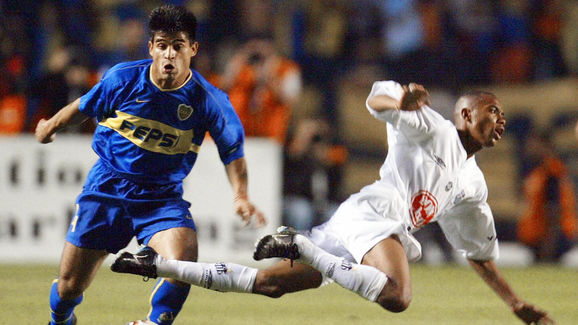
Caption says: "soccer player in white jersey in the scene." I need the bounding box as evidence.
[112,81,554,324]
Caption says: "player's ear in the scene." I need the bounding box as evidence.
[148,40,154,57]
[461,108,472,123]
[190,41,199,58]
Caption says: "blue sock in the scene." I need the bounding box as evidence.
[49,279,82,324]
[147,278,191,325]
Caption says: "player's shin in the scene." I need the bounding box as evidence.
[147,279,190,325]
[49,279,82,325]
[156,258,258,293]
[295,236,388,301]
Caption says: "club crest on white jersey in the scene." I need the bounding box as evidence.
[410,190,438,228]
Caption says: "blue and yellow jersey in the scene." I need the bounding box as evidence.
[79,59,245,185]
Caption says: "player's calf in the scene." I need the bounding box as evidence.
[253,261,323,298]
[254,227,389,303]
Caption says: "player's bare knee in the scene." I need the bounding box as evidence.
[376,281,411,313]
[57,278,85,300]
[378,294,411,313]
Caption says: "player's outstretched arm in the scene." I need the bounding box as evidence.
[35,98,89,143]
[225,157,266,227]
[468,259,555,324]
[367,83,431,112]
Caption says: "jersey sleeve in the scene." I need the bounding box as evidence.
[78,72,117,121]
[437,200,499,261]
[365,80,448,139]
[206,91,245,164]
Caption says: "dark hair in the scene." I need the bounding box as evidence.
[148,5,197,42]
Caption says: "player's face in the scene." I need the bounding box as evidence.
[149,31,198,88]
[469,95,506,147]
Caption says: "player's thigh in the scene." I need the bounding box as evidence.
[147,227,198,262]
[361,235,411,297]
[254,259,323,297]
[58,242,109,298]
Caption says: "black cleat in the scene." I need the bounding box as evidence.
[253,226,300,265]
[111,246,158,279]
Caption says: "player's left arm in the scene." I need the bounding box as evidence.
[468,258,554,324]
[225,157,266,227]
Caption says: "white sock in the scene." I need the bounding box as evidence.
[294,234,388,301]
[156,257,257,293]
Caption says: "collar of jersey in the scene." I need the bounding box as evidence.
[149,68,192,92]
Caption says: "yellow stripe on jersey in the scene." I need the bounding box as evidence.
[99,110,200,155]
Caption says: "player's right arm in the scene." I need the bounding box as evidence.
[367,83,430,112]
[468,259,554,324]
[35,98,90,143]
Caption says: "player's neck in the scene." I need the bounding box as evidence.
[150,70,191,90]
[457,130,482,158]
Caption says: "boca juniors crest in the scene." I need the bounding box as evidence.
[177,104,194,121]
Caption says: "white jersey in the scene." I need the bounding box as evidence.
[310,81,499,263]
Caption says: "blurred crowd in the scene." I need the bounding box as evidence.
[1,0,577,134]
[0,0,577,262]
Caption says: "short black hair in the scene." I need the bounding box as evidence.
[460,90,496,100]
[459,90,497,110]
[148,5,197,42]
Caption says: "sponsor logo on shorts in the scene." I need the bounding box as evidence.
[409,190,438,228]
[203,269,213,289]
[326,263,336,278]
[215,263,228,275]
[340,260,352,271]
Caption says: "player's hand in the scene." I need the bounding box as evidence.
[234,196,267,228]
[512,301,555,324]
[399,83,431,111]
[35,118,56,143]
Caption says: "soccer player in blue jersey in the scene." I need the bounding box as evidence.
[35,5,265,325]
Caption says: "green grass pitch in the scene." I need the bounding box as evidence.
[2,263,576,324]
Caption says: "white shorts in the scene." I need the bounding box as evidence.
[307,183,422,264]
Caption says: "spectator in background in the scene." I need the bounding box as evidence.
[192,50,221,87]
[291,0,348,124]
[221,38,301,145]
[532,0,568,80]
[517,129,577,262]
[236,0,275,40]
[560,0,578,75]
[374,0,426,84]
[446,0,497,85]
[93,5,149,73]
[0,55,27,134]
[491,0,533,83]
[28,46,95,134]
[283,118,347,230]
